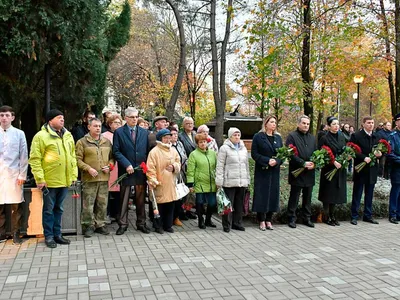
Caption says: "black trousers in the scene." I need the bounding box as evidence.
[158,202,174,230]
[119,185,146,228]
[0,204,22,235]
[107,191,120,219]
[222,187,245,229]
[287,185,313,222]
[173,199,184,219]
[257,212,273,222]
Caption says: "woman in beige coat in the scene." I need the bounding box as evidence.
[147,129,181,234]
[216,127,250,232]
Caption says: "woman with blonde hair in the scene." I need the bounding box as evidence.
[251,115,283,231]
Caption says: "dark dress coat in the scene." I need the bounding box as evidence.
[318,131,347,204]
[350,130,379,185]
[113,124,149,186]
[179,131,196,156]
[286,129,316,187]
[251,132,283,213]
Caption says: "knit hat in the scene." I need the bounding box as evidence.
[156,128,172,141]
[228,127,241,138]
[46,109,63,123]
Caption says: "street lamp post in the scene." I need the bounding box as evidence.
[352,93,358,128]
[353,75,364,130]
[149,101,154,123]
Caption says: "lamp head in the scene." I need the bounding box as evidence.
[353,75,364,84]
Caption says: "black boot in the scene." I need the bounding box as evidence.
[205,206,216,228]
[196,204,206,229]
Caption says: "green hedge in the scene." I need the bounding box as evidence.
[246,158,389,223]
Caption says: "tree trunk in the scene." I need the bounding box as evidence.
[379,0,396,118]
[301,0,314,132]
[395,0,400,115]
[214,0,233,147]
[210,0,221,141]
[165,0,186,120]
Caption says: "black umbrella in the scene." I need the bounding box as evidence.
[150,189,163,231]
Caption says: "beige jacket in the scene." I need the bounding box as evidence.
[147,142,181,203]
[76,134,114,183]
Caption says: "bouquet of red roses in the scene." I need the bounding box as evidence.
[276,144,298,162]
[325,142,361,181]
[110,162,148,188]
[354,139,391,173]
[291,145,334,178]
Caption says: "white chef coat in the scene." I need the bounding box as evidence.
[0,126,28,204]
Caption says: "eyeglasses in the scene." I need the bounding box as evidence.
[113,121,122,125]
[126,116,139,119]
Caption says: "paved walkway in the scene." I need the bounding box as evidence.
[1,214,400,300]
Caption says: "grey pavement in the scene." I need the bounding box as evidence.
[1,213,400,300]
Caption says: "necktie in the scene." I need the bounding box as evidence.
[131,128,136,143]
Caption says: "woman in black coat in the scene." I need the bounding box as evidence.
[318,116,348,226]
[251,115,283,231]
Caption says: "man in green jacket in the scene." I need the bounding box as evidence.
[29,109,78,248]
[76,118,114,238]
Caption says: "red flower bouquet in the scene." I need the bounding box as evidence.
[291,145,334,178]
[354,139,391,173]
[325,142,360,181]
[275,144,298,162]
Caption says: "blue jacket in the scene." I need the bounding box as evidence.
[376,129,392,141]
[113,124,149,185]
[387,130,400,184]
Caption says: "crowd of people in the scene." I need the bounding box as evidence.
[1,104,399,248]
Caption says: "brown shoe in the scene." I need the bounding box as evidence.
[173,218,183,226]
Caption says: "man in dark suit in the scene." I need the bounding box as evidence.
[350,116,382,225]
[113,107,150,235]
[286,115,316,228]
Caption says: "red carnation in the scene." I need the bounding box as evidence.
[379,139,391,154]
[109,163,115,171]
[321,145,335,164]
[289,144,299,156]
[140,162,148,173]
[207,137,212,143]
[346,142,361,154]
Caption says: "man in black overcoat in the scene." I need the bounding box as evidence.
[113,107,150,235]
[286,115,316,228]
[350,116,382,225]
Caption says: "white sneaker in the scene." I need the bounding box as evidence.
[105,215,112,225]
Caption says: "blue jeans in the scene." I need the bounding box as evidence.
[351,182,374,220]
[42,187,68,239]
[389,183,400,219]
[196,192,216,207]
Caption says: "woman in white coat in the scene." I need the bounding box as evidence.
[0,106,28,244]
[216,127,250,233]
